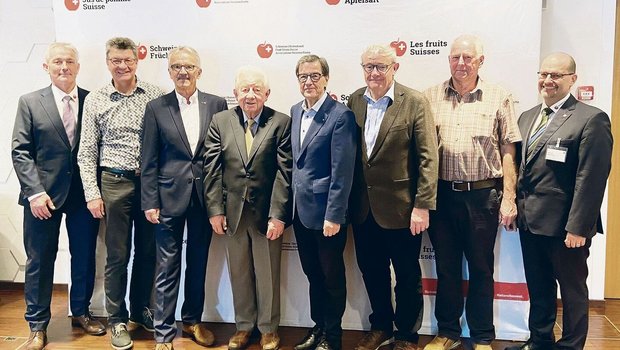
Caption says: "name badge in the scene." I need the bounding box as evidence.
[546,138,567,163]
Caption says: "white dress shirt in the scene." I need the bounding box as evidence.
[177,90,200,155]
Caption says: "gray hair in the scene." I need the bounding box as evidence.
[105,37,138,59]
[45,42,79,63]
[361,44,397,63]
[295,54,330,77]
[451,34,484,58]
[235,65,270,90]
[168,46,201,67]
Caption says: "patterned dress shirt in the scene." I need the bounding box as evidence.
[78,78,164,202]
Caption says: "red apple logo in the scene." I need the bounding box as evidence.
[390,39,407,57]
[257,42,274,59]
[137,45,148,60]
[329,93,339,101]
[65,0,79,11]
[326,0,340,4]
[196,0,211,8]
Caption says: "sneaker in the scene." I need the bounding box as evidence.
[128,307,154,332]
[111,323,133,350]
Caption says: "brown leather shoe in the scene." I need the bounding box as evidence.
[72,314,106,335]
[423,335,461,350]
[182,323,215,347]
[228,330,251,350]
[25,330,47,350]
[394,340,420,350]
[155,343,174,350]
[260,332,280,350]
[355,330,393,350]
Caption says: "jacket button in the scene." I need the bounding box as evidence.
[367,185,372,190]
[246,173,251,178]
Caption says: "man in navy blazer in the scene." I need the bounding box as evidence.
[141,47,227,350]
[290,55,357,350]
[11,43,104,350]
[507,53,613,350]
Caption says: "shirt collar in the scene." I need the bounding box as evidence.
[243,109,263,125]
[445,77,484,100]
[544,93,572,113]
[51,84,77,102]
[105,76,146,97]
[176,89,198,106]
[303,91,329,113]
[363,83,395,104]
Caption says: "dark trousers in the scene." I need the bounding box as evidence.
[428,186,500,344]
[519,229,591,350]
[353,212,423,343]
[100,171,156,325]
[23,199,99,331]
[293,214,347,345]
[154,188,212,343]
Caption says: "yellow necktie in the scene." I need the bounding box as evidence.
[245,119,255,156]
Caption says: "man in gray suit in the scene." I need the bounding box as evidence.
[507,53,612,350]
[204,66,292,350]
[11,42,104,350]
[141,46,228,350]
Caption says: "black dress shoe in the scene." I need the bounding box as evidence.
[315,338,341,350]
[505,339,552,350]
[294,326,323,350]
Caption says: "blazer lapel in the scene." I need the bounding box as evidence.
[195,91,209,158]
[74,87,88,151]
[527,96,577,163]
[166,93,193,157]
[351,93,370,163]
[40,87,71,148]
[291,103,302,162]
[230,107,249,165]
[300,97,333,155]
[368,84,402,161]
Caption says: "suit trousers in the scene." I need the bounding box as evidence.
[293,214,347,345]
[100,171,156,325]
[519,229,591,350]
[23,199,99,331]
[353,211,423,343]
[427,185,500,344]
[224,205,282,334]
[154,187,213,342]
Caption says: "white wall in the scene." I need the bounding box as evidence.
[0,0,615,299]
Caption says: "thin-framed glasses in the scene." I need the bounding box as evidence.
[108,58,137,66]
[170,64,197,72]
[361,63,394,73]
[537,72,574,80]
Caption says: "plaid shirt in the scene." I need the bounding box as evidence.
[424,78,521,182]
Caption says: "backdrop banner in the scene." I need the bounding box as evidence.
[56,0,542,340]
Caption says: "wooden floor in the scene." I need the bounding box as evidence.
[1,286,620,349]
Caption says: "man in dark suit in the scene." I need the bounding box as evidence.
[11,42,104,350]
[141,46,228,350]
[290,55,357,350]
[204,66,292,350]
[348,45,439,350]
[507,53,612,350]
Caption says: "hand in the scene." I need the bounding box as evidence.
[30,193,55,220]
[144,208,160,224]
[209,215,227,235]
[266,218,285,240]
[565,232,586,249]
[499,197,517,231]
[323,220,340,237]
[87,198,105,219]
[410,207,429,235]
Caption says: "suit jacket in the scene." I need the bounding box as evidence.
[347,82,439,229]
[141,90,228,217]
[12,85,89,209]
[516,95,613,238]
[203,106,292,236]
[290,96,357,230]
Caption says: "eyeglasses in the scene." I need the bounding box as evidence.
[361,63,394,73]
[537,72,574,80]
[170,64,197,72]
[297,73,323,83]
[108,58,137,66]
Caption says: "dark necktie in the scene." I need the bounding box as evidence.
[62,95,76,147]
[526,107,553,160]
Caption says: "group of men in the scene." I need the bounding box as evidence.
[11,33,612,350]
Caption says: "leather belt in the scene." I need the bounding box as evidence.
[440,178,497,192]
[101,166,140,178]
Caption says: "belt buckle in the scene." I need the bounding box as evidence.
[451,181,470,192]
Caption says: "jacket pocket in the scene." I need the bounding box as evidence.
[312,177,330,194]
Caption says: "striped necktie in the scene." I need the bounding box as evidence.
[245,119,255,156]
[526,107,553,160]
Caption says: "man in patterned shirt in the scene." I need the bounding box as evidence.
[78,37,164,350]
[422,35,521,350]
